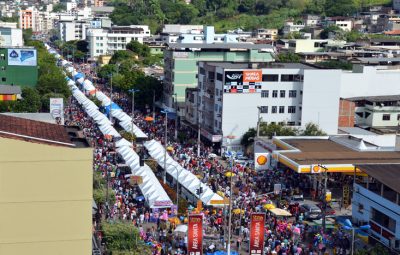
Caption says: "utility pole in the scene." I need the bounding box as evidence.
[163,110,168,184]
[226,158,234,255]
[256,106,261,138]
[152,90,156,122]
[197,92,201,157]
[109,74,113,123]
[318,164,328,233]
[174,93,178,141]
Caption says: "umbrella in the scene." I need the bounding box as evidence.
[225,171,236,177]
[168,217,181,224]
[232,209,244,215]
[166,146,174,151]
[174,224,188,233]
[145,116,154,121]
[263,204,276,210]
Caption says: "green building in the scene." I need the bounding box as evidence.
[0,47,38,87]
[163,43,274,109]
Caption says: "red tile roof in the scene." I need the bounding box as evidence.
[0,114,74,147]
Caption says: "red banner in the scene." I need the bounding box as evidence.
[249,213,266,255]
[188,214,203,255]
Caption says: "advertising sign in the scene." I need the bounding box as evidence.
[249,213,266,255]
[8,48,37,66]
[153,200,173,207]
[188,214,203,255]
[50,98,64,125]
[243,70,262,83]
[224,71,243,85]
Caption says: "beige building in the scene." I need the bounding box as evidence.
[0,115,92,255]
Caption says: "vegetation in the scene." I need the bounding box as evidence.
[52,3,67,12]
[120,131,137,142]
[354,244,390,255]
[110,0,389,33]
[317,60,353,70]
[102,221,151,254]
[93,171,116,205]
[56,40,88,62]
[276,52,301,63]
[241,122,326,147]
[0,16,18,23]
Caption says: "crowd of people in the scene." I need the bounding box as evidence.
[65,62,357,255]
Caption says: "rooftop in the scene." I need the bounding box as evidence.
[167,42,273,50]
[0,115,77,147]
[274,137,400,172]
[356,164,400,194]
[0,85,21,94]
[346,95,400,102]
[0,113,56,124]
[203,61,317,70]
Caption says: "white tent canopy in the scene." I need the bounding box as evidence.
[144,139,224,205]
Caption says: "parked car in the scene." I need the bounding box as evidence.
[300,204,322,220]
[287,194,304,205]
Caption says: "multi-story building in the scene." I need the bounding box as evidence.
[325,17,353,31]
[252,28,278,41]
[19,7,40,32]
[0,114,92,255]
[303,14,321,27]
[353,164,400,252]
[163,43,274,110]
[176,26,240,44]
[277,39,344,53]
[348,95,400,128]
[187,62,400,151]
[282,20,305,36]
[188,62,342,150]
[0,26,23,47]
[86,25,151,58]
[58,20,89,42]
[0,47,38,87]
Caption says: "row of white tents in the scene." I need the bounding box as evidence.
[46,43,224,206]
[46,43,173,209]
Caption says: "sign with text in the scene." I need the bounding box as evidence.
[8,48,37,66]
[188,214,203,255]
[249,213,266,255]
[50,98,64,125]
[243,70,262,83]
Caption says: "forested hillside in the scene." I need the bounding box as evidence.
[110,0,392,32]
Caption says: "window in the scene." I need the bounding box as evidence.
[289,90,297,98]
[356,112,364,118]
[288,106,296,113]
[199,67,205,75]
[208,71,215,80]
[272,90,278,98]
[287,121,296,126]
[262,74,279,82]
[261,90,269,98]
[371,207,396,233]
[365,112,371,118]
[281,74,304,82]
[279,106,285,113]
[280,90,285,98]
[1,77,5,82]
[260,106,268,113]
[216,73,223,81]
[272,106,277,113]
[397,114,400,121]
[383,114,391,121]
[1,66,5,71]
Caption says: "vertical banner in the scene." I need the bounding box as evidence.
[50,98,64,125]
[188,214,203,255]
[249,213,266,255]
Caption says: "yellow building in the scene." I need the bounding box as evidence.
[0,115,92,255]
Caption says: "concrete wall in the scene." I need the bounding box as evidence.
[301,69,342,134]
[0,138,92,255]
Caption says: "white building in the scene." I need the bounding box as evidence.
[277,39,345,53]
[0,26,23,46]
[187,62,400,152]
[189,62,342,151]
[59,20,89,42]
[348,95,400,128]
[353,164,400,252]
[325,17,353,32]
[66,0,78,11]
[87,25,151,58]
[282,21,305,36]
[176,26,240,44]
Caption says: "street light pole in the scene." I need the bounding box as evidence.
[174,93,178,141]
[163,110,168,184]
[227,158,234,255]
[197,97,201,158]
[129,89,139,148]
[318,164,328,233]
[351,228,355,255]
[256,106,261,138]
[109,74,113,123]
[152,90,156,122]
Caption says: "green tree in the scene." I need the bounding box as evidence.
[109,50,134,64]
[276,52,301,63]
[325,0,357,16]
[259,122,298,138]
[23,28,33,43]
[300,123,326,136]
[76,40,89,53]
[52,3,66,12]
[317,60,353,70]
[320,25,341,39]
[126,40,150,58]
[18,87,41,112]
[241,128,256,147]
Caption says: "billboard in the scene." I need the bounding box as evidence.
[188,214,203,255]
[8,48,37,66]
[224,70,263,93]
[50,98,64,125]
[249,213,266,255]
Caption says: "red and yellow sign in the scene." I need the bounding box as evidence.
[256,155,268,165]
[188,214,203,255]
[243,70,262,83]
[249,213,266,255]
